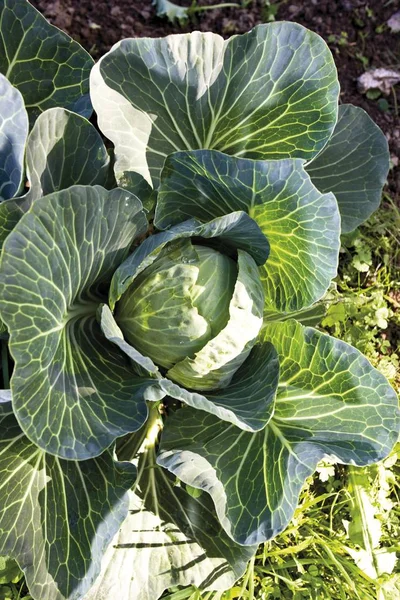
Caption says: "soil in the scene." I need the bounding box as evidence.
[31,0,400,196]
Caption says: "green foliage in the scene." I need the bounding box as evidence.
[0,3,398,600]
[323,196,400,388]
[305,105,389,233]
[262,1,281,23]
[161,445,400,600]
[0,74,28,202]
[0,0,93,125]
[157,153,340,312]
[92,22,339,187]
[0,557,21,585]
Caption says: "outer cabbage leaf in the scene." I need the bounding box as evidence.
[113,171,158,216]
[84,429,256,600]
[0,108,110,250]
[91,22,339,188]
[0,397,136,600]
[26,108,110,201]
[306,104,389,233]
[0,389,11,402]
[0,318,6,337]
[0,186,164,460]
[160,341,278,431]
[100,304,161,378]
[156,151,340,312]
[263,298,330,327]
[0,0,94,125]
[0,74,28,201]
[158,320,399,545]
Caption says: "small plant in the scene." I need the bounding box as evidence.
[328,31,349,46]
[325,196,400,389]
[261,0,281,22]
[153,0,241,24]
[0,2,398,600]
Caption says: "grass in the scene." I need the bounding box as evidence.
[163,446,400,600]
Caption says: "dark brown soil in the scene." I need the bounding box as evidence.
[31,0,400,196]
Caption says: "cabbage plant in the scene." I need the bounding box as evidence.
[0,2,399,600]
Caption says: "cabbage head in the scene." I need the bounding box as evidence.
[116,239,263,390]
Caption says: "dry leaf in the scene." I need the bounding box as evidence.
[358,68,400,95]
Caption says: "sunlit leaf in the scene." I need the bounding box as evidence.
[26,108,110,201]
[0,74,28,201]
[84,429,256,600]
[91,22,339,187]
[156,151,340,312]
[159,320,400,545]
[0,398,136,600]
